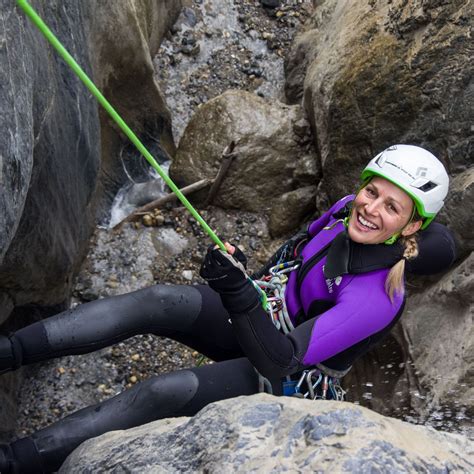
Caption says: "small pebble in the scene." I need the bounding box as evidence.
[182,270,193,280]
[143,214,154,227]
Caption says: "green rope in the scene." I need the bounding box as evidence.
[16,0,226,251]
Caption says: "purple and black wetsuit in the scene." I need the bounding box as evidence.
[0,198,456,473]
[228,195,407,379]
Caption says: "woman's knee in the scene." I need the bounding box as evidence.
[138,370,200,414]
[140,285,203,330]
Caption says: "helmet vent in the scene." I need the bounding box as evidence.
[417,181,438,192]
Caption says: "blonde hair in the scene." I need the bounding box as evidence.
[385,234,419,302]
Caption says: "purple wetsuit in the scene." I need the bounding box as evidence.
[229,196,406,378]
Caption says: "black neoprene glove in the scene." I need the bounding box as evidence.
[200,246,260,313]
[251,228,309,280]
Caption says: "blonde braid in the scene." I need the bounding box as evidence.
[385,234,419,302]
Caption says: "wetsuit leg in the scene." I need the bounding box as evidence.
[0,358,259,474]
[1,284,242,371]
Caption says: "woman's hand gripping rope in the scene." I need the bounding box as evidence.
[200,243,267,312]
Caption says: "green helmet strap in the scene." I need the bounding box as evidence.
[384,233,400,245]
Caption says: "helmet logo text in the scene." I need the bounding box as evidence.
[416,167,428,177]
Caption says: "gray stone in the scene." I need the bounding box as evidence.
[438,168,474,258]
[0,0,181,320]
[269,185,316,237]
[181,270,193,281]
[152,228,190,258]
[0,1,101,318]
[87,0,182,215]
[169,90,319,212]
[61,394,474,472]
[402,253,474,421]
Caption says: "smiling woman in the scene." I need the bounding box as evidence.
[348,178,422,245]
[349,145,449,300]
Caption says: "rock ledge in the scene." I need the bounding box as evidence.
[61,393,473,472]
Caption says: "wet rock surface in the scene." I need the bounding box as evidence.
[0,1,100,323]
[61,394,474,472]
[90,0,182,215]
[402,254,473,433]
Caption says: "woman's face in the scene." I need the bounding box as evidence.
[347,177,422,244]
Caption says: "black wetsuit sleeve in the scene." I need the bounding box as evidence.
[229,300,309,379]
[407,222,457,274]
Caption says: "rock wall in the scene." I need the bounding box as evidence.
[0,0,181,437]
[284,0,473,424]
[0,0,101,324]
[404,254,473,419]
[61,394,473,472]
[0,0,181,323]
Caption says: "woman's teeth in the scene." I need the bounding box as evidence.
[358,214,378,229]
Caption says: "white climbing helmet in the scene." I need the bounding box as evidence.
[361,145,449,229]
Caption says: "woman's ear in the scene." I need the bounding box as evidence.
[401,219,423,237]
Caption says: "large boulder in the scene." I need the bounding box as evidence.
[61,394,473,472]
[169,90,319,234]
[0,0,101,324]
[285,0,472,249]
[438,168,474,258]
[268,185,316,236]
[0,0,181,322]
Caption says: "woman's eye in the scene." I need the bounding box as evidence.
[387,204,398,213]
[366,188,375,196]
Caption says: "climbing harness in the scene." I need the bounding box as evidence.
[254,260,300,334]
[252,242,349,401]
[257,365,348,401]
